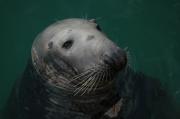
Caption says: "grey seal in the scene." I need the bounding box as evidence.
[3,18,178,119]
[4,18,127,119]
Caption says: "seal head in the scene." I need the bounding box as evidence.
[31,18,127,96]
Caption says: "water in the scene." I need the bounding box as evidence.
[0,0,180,118]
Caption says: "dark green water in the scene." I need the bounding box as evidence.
[0,0,180,117]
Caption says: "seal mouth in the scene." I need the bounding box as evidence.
[66,64,117,96]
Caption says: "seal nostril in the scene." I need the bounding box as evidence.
[104,57,114,66]
[103,54,116,66]
[103,50,127,70]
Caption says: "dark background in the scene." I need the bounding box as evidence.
[0,0,180,115]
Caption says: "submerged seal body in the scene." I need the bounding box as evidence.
[3,18,178,119]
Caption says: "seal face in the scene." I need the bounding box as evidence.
[32,18,127,97]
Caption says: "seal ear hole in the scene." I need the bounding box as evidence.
[62,39,74,49]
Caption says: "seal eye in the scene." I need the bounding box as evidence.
[62,40,73,49]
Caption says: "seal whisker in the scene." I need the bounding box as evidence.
[61,69,93,92]
[84,70,101,94]
[74,66,100,95]
[80,74,97,95]
[107,68,112,82]
[73,70,97,95]
[93,69,104,91]
[69,68,95,83]
[73,71,95,88]
[72,66,99,79]
[79,69,98,91]
[68,68,96,89]
[72,67,96,79]
[101,68,106,82]
[109,69,114,81]
[94,68,104,90]
[105,68,109,82]
[74,77,93,96]
[93,74,101,92]
[87,71,101,93]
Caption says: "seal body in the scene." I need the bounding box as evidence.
[3,18,178,119]
[5,18,127,119]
